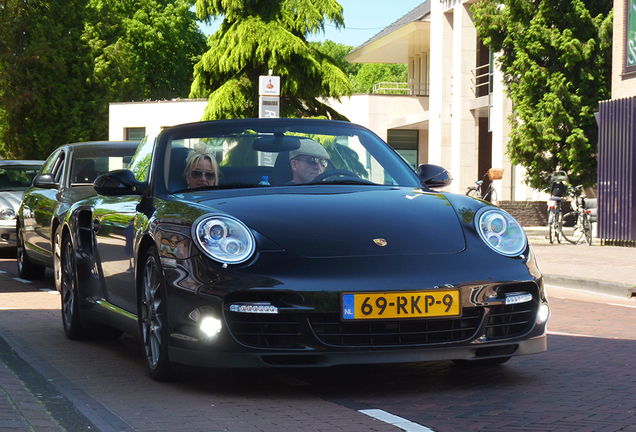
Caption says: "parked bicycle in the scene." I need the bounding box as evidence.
[466,168,503,202]
[546,171,568,244]
[560,185,596,246]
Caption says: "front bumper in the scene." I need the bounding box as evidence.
[169,335,547,368]
[0,221,17,248]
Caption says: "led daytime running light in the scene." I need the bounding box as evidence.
[229,303,279,314]
[505,292,533,305]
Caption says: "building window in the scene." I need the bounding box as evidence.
[387,130,418,170]
[125,127,146,141]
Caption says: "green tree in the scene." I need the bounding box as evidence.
[310,40,361,77]
[351,63,408,93]
[190,0,352,120]
[83,0,206,102]
[471,0,613,190]
[311,41,408,94]
[0,0,95,159]
[0,0,206,159]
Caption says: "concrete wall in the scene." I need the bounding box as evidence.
[108,100,208,141]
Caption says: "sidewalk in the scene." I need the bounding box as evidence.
[525,227,636,298]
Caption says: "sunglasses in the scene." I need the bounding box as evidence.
[189,170,216,180]
[295,157,328,168]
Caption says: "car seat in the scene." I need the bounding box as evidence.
[167,146,190,191]
[271,152,292,185]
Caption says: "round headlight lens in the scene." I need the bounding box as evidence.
[476,209,526,257]
[1,208,16,220]
[192,215,255,264]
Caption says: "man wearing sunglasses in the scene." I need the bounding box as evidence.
[289,139,331,184]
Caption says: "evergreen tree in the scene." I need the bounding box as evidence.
[83,0,206,102]
[0,0,95,159]
[191,0,352,120]
[352,63,408,94]
[0,0,206,159]
[471,0,613,190]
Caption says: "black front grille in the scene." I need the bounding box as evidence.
[226,301,535,349]
[225,312,305,348]
[309,309,483,346]
[485,302,537,339]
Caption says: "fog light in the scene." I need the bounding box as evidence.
[537,303,550,323]
[200,317,222,337]
[505,292,533,305]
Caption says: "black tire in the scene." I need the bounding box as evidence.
[555,208,562,243]
[559,211,580,244]
[548,210,556,244]
[16,225,46,279]
[139,247,174,381]
[60,233,87,339]
[583,216,593,246]
[486,186,497,203]
[466,188,480,199]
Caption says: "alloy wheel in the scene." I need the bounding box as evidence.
[141,253,163,370]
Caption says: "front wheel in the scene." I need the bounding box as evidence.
[583,216,593,246]
[466,188,480,199]
[139,247,174,381]
[548,210,556,244]
[60,234,86,339]
[559,211,580,244]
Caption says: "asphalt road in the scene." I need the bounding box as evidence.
[1,256,635,432]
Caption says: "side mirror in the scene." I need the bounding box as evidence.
[417,164,453,190]
[94,169,145,196]
[33,173,57,189]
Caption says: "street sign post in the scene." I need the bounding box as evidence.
[259,74,280,118]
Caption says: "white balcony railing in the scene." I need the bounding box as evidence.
[372,82,429,96]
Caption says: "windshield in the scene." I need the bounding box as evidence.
[0,164,42,191]
[163,120,420,192]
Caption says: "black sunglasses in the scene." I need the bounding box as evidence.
[294,156,328,168]
[189,170,216,180]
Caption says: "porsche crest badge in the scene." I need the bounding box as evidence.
[373,238,388,247]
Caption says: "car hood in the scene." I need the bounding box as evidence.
[0,191,24,210]
[191,187,466,258]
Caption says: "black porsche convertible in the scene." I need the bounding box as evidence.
[59,118,549,380]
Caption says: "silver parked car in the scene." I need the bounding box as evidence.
[0,160,44,251]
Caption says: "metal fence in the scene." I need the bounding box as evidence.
[597,96,636,243]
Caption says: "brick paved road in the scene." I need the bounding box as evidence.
[287,287,636,432]
[1,254,635,432]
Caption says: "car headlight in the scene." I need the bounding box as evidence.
[476,209,526,257]
[192,214,255,264]
[0,208,16,220]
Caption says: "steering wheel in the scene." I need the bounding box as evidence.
[311,169,360,183]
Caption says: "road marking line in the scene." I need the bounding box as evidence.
[13,278,32,284]
[607,303,636,309]
[359,409,435,432]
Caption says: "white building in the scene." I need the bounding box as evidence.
[109,0,537,203]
